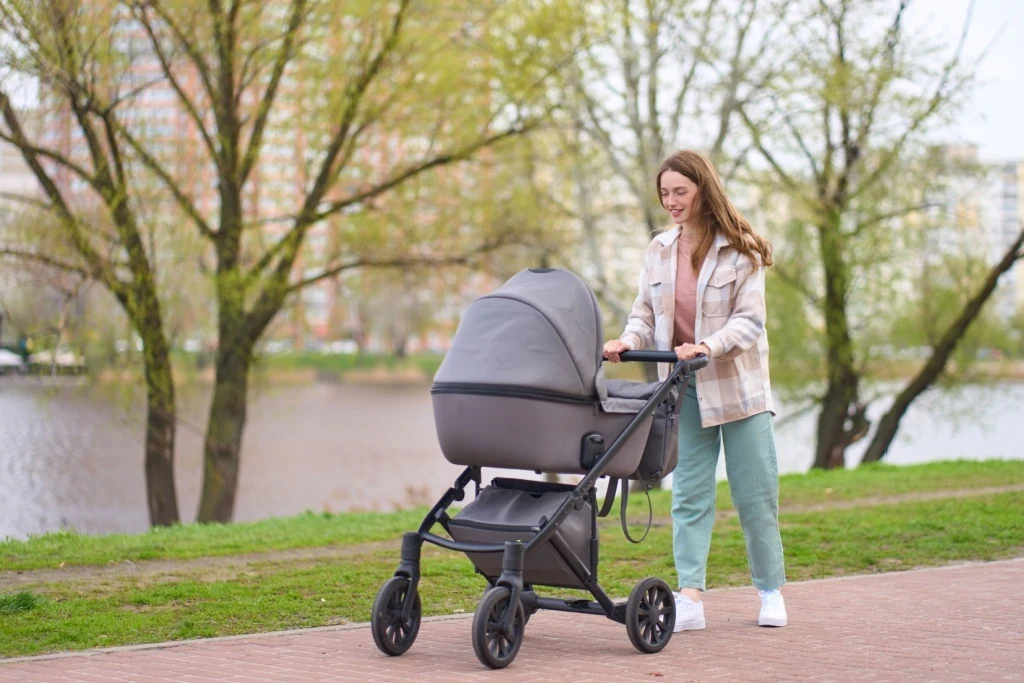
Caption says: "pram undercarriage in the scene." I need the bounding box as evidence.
[371,350,707,669]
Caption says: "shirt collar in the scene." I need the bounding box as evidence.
[654,226,729,250]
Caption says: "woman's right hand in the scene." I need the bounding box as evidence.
[602,339,630,363]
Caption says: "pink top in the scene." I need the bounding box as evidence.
[673,231,702,347]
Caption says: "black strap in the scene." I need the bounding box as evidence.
[620,476,653,544]
[597,478,619,518]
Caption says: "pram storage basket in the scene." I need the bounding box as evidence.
[448,478,595,589]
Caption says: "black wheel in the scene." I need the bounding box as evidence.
[488,583,533,626]
[625,577,675,654]
[371,576,421,656]
[472,586,526,669]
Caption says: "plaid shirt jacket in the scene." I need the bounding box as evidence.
[618,226,775,428]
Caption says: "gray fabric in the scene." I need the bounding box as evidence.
[600,380,663,413]
[606,379,663,401]
[433,269,605,398]
[599,396,648,414]
[433,393,651,478]
[448,482,593,589]
[634,386,683,481]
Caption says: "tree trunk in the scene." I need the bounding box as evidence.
[392,334,408,359]
[814,372,864,469]
[813,223,866,469]
[861,226,1024,464]
[140,328,180,526]
[197,329,253,523]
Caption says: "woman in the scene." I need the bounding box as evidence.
[603,150,787,631]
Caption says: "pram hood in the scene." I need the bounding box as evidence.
[433,268,610,401]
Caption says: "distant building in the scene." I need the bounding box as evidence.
[0,107,43,212]
[926,145,1023,320]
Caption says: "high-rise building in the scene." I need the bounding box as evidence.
[925,145,1023,321]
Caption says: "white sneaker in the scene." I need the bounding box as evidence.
[758,589,787,627]
[673,593,706,632]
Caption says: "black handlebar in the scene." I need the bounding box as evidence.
[616,350,709,371]
[618,350,678,363]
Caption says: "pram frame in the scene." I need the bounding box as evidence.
[373,351,707,667]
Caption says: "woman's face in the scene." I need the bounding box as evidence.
[659,170,699,226]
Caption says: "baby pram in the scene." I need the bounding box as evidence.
[370,268,707,669]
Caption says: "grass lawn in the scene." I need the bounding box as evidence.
[1,460,1022,658]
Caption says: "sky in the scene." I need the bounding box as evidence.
[908,0,1024,161]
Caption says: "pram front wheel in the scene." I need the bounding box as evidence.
[371,576,421,656]
[625,577,675,654]
[472,586,526,669]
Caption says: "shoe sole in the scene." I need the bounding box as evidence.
[758,615,787,627]
[672,617,706,632]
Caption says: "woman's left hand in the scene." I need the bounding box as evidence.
[674,343,710,360]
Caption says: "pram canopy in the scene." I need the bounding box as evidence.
[433,268,609,401]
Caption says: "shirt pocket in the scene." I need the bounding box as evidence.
[701,267,737,318]
[648,267,666,315]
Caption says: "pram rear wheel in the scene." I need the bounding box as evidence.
[371,576,421,656]
[472,586,526,669]
[625,577,675,654]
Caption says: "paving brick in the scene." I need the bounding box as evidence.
[2,559,1023,682]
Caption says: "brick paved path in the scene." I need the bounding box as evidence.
[3,558,1022,682]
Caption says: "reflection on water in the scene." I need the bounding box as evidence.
[1,378,1022,540]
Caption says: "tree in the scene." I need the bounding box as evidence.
[115,0,582,521]
[554,0,795,383]
[0,0,182,524]
[740,0,988,468]
[861,224,1024,463]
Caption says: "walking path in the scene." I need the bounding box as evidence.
[2,558,1021,682]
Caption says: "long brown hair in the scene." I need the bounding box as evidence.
[656,150,773,273]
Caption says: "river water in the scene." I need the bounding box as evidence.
[1,378,1021,540]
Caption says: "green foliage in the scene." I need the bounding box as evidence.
[0,591,42,615]
[884,253,1019,374]
[765,266,824,387]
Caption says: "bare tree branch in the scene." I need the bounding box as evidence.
[0,247,90,277]
[851,0,976,201]
[238,0,307,185]
[773,263,820,307]
[0,191,50,211]
[312,122,537,223]
[132,2,219,162]
[738,106,803,193]
[107,104,217,239]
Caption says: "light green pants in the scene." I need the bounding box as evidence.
[671,381,786,592]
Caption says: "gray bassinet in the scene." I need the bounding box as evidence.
[431,268,681,480]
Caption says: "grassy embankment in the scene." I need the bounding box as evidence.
[1,460,1022,658]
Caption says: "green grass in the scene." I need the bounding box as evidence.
[1,488,1021,658]
[1,509,428,571]
[0,592,42,615]
[5,460,1023,572]
[635,459,1024,518]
